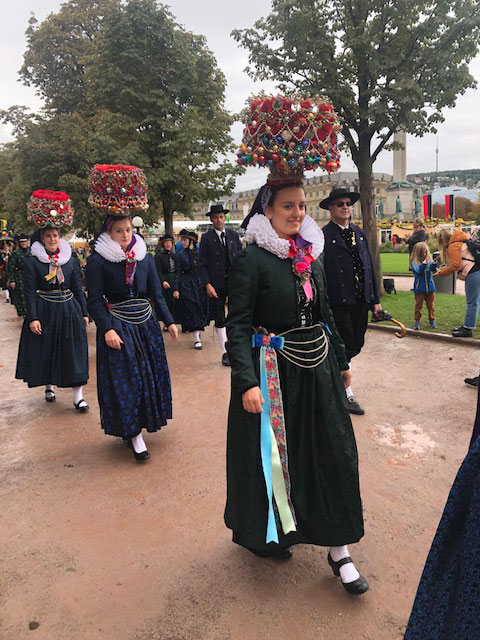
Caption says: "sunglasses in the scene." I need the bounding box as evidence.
[332,200,352,207]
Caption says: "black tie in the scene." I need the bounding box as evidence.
[220,231,226,250]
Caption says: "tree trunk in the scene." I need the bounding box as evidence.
[164,208,174,237]
[356,139,383,296]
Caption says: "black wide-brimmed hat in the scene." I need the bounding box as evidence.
[206,203,229,216]
[320,187,360,210]
[159,234,174,243]
[180,229,198,242]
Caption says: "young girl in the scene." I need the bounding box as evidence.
[411,241,438,330]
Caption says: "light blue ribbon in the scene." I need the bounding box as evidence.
[259,346,278,544]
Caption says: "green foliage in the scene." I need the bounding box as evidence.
[232,0,480,287]
[86,0,241,233]
[379,241,408,253]
[379,290,479,339]
[2,0,240,236]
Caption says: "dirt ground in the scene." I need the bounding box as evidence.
[1,298,478,640]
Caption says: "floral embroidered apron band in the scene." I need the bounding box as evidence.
[252,324,331,543]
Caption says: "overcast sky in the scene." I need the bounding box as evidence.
[1,0,479,192]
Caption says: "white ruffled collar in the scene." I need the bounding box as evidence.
[94,232,147,263]
[245,214,324,260]
[30,238,72,265]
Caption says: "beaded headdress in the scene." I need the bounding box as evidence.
[88,164,149,214]
[27,190,74,228]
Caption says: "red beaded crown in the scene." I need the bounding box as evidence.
[27,190,74,228]
[237,93,342,185]
[88,164,149,213]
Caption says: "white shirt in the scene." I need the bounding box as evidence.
[214,228,226,244]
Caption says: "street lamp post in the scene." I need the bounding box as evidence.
[132,215,144,235]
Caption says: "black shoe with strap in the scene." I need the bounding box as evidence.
[327,553,369,595]
[347,396,365,415]
[45,389,56,403]
[74,399,89,413]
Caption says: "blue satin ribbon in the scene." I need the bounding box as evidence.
[252,334,285,349]
[259,346,278,543]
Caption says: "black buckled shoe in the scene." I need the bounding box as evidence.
[45,389,56,403]
[452,326,473,338]
[248,546,293,560]
[74,399,89,413]
[327,553,369,595]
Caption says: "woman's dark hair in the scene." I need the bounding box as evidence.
[268,183,304,207]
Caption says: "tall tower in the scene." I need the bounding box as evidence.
[435,135,439,173]
[393,131,407,182]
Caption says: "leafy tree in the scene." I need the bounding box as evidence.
[432,202,445,219]
[233,0,480,286]
[20,0,119,114]
[87,0,240,235]
[454,196,475,218]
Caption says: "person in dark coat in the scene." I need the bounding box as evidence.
[8,233,30,317]
[174,230,209,349]
[407,219,428,269]
[154,234,177,327]
[225,182,368,596]
[321,187,382,415]
[87,215,177,461]
[404,385,480,639]
[198,203,242,366]
[16,226,89,411]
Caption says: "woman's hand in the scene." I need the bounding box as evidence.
[242,386,264,413]
[206,284,218,298]
[163,281,170,289]
[83,316,89,328]
[29,320,42,335]
[173,291,180,300]
[105,329,124,350]
[340,369,352,389]
[168,324,178,340]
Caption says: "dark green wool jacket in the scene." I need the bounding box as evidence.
[226,244,349,395]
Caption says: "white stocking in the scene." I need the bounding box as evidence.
[193,330,201,344]
[45,384,54,398]
[330,545,360,584]
[215,327,227,354]
[345,362,354,398]
[72,386,83,405]
[131,433,147,453]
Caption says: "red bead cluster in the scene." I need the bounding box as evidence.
[237,94,341,183]
[88,164,149,213]
[27,190,74,228]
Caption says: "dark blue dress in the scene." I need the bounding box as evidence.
[174,249,209,332]
[404,388,480,639]
[15,254,88,388]
[86,251,174,439]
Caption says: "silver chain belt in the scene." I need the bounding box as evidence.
[107,298,153,324]
[36,289,73,303]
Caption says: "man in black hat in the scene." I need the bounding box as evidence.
[198,203,242,366]
[155,234,178,329]
[321,188,382,415]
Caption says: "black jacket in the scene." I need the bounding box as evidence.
[198,228,242,289]
[86,252,174,335]
[154,249,177,278]
[25,255,87,323]
[322,221,380,307]
[407,229,428,254]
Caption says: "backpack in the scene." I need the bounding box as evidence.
[465,240,480,266]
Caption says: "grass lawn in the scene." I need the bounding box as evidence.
[377,290,480,339]
[380,253,410,274]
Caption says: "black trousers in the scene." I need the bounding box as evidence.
[210,286,228,328]
[332,303,369,362]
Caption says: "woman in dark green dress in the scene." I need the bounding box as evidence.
[8,233,29,317]
[225,183,368,595]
